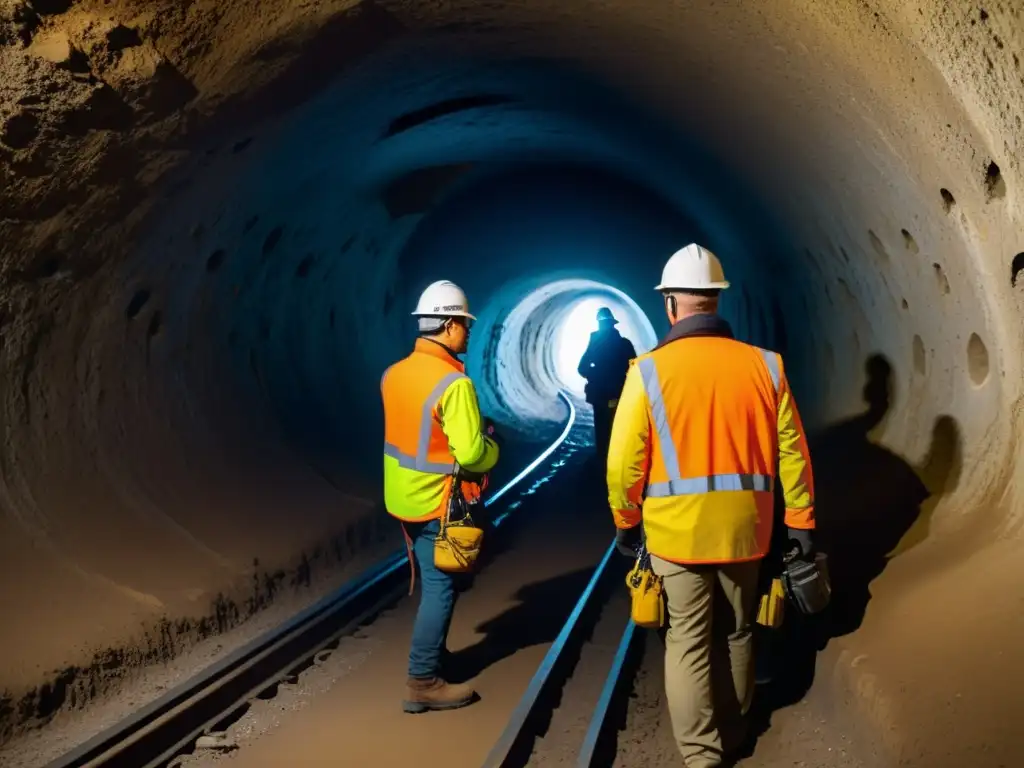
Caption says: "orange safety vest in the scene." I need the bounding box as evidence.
[381,339,466,522]
[631,334,812,564]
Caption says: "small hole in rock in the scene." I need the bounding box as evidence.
[206,249,225,273]
[1012,253,1024,288]
[984,160,1006,200]
[940,188,956,212]
[263,226,283,257]
[913,335,926,376]
[329,308,336,329]
[900,229,919,253]
[126,289,151,319]
[147,311,163,338]
[932,263,951,295]
[967,333,989,386]
[980,8,989,21]
[901,298,909,310]
[868,229,888,260]
[296,256,314,278]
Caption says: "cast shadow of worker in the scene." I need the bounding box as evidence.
[444,567,599,685]
[744,353,963,750]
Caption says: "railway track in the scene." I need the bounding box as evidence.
[48,395,579,768]
[480,540,645,768]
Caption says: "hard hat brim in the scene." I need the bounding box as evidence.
[410,309,477,321]
[654,280,731,291]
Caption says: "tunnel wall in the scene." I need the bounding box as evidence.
[1,0,1022,762]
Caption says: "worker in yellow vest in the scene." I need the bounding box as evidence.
[381,280,500,713]
[606,245,815,768]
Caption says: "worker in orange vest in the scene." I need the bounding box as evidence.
[381,280,500,714]
[606,245,816,767]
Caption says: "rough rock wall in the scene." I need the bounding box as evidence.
[0,0,1021,761]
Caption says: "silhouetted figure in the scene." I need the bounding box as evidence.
[577,307,637,458]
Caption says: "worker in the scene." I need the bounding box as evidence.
[577,306,637,459]
[380,280,500,714]
[606,244,815,768]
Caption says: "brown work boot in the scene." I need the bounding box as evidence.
[402,676,475,713]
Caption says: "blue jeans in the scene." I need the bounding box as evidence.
[405,519,456,679]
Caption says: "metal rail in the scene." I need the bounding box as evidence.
[576,619,640,767]
[49,392,577,768]
[480,541,617,768]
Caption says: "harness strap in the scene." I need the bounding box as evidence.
[401,523,416,596]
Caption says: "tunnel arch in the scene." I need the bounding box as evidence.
[1,2,1022,763]
[465,277,658,436]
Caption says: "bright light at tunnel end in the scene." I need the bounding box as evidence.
[554,293,655,396]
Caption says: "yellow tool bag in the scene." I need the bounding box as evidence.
[756,577,786,629]
[434,477,485,574]
[626,545,665,629]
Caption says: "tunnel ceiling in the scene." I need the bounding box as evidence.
[0,0,1023,754]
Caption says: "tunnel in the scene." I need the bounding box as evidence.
[0,0,1022,765]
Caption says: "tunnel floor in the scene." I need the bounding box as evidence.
[153,436,864,768]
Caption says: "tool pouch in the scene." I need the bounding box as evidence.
[781,551,832,615]
[756,577,786,628]
[434,475,484,574]
[626,545,665,629]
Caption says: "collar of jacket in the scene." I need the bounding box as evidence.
[655,312,735,351]
[414,336,466,372]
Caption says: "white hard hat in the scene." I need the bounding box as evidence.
[654,244,730,292]
[411,280,476,320]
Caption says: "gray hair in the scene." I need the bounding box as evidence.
[417,316,447,334]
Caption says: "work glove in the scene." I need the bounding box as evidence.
[786,527,815,559]
[460,476,488,505]
[615,526,643,558]
[483,417,503,446]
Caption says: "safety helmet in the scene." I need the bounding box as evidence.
[654,243,730,292]
[596,307,618,324]
[411,280,476,321]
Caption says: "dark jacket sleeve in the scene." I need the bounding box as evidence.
[577,333,598,379]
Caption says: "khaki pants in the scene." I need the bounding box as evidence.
[650,556,761,768]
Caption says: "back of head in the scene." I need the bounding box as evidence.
[656,243,729,321]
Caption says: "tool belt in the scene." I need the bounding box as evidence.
[626,543,665,629]
[781,550,832,615]
[433,470,486,574]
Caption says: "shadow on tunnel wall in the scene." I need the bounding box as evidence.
[748,353,964,749]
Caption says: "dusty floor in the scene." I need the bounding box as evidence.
[615,630,868,768]
[0,531,401,768]
[169,458,872,768]
[0,437,543,767]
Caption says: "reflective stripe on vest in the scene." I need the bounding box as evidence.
[383,371,466,474]
[639,346,781,499]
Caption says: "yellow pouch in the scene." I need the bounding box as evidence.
[434,521,483,573]
[756,578,786,629]
[627,559,665,629]
[434,482,484,573]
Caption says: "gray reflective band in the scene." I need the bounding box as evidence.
[639,353,776,500]
[383,371,466,475]
[638,357,683,487]
[757,347,780,394]
[647,473,774,498]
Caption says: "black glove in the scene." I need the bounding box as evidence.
[482,417,502,446]
[786,527,815,559]
[615,526,642,558]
